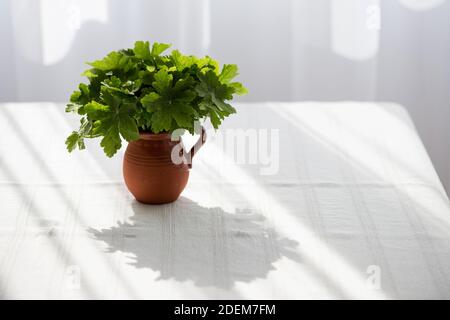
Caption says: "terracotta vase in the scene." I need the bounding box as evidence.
[123,128,206,204]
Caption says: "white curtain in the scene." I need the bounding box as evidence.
[1,0,449,191]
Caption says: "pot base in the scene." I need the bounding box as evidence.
[134,197,179,205]
[123,162,190,205]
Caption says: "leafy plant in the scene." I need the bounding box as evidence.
[65,41,247,157]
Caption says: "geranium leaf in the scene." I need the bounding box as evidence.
[66,40,247,157]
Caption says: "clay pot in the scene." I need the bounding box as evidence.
[123,128,206,204]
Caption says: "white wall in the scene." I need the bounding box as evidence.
[1,0,449,192]
[376,0,450,194]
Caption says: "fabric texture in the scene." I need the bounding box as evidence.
[0,102,449,299]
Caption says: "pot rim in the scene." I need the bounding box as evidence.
[138,132,178,141]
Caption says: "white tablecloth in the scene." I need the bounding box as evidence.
[0,102,449,300]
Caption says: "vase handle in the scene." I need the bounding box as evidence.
[186,126,206,169]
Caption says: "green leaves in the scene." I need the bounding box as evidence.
[219,64,238,83]
[66,131,82,152]
[100,124,122,158]
[152,69,173,94]
[229,82,248,95]
[65,40,247,157]
[141,92,160,110]
[170,50,191,70]
[133,41,151,60]
[84,100,111,119]
[101,76,142,95]
[118,116,140,141]
[141,71,197,133]
[100,91,139,155]
[87,51,132,72]
[149,107,173,133]
[66,83,91,114]
[80,89,139,157]
[65,117,91,152]
[195,70,237,128]
[218,64,248,95]
[134,41,171,60]
[151,42,171,56]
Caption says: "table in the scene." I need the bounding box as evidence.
[0,102,449,299]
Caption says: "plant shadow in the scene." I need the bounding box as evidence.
[89,197,301,289]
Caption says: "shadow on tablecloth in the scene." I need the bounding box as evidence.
[89,197,301,289]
